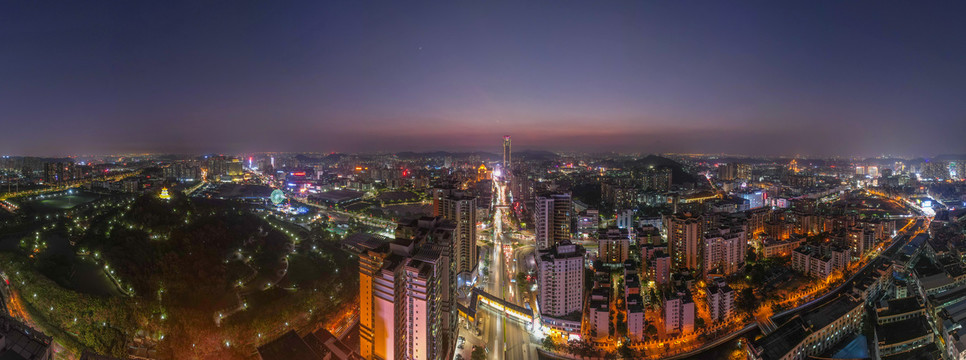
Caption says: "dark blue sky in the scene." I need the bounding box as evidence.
[2,1,964,156]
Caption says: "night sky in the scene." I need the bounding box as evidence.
[2,1,965,157]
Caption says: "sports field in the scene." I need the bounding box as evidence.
[31,191,100,210]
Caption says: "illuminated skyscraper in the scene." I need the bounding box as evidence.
[717,163,738,181]
[43,162,76,184]
[358,250,390,360]
[535,193,573,249]
[437,193,478,275]
[502,135,511,173]
[227,158,243,176]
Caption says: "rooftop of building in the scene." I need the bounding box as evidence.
[707,281,734,295]
[257,328,361,360]
[763,237,804,246]
[941,297,966,323]
[312,189,365,203]
[0,316,52,360]
[599,227,630,239]
[589,299,609,311]
[303,328,363,360]
[627,294,644,307]
[751,317,809,360]
[877,296,923,317]
[412,246,442,263]
[913,255,943,278]
[405,258,435,279]
[663,289,694,303]
[538,241,585,260]
[257,330,322,360]
[800,294,862,331]
[591,287,610,300]
[626,273,640,284]
[879,342,941,360]
[876,316,931,345]
[341,232,388,253]
[929,283,966,306]
[380,252,407,272]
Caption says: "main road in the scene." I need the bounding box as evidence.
[477,178,536,360]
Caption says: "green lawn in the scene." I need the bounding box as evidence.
[33,193,100,210]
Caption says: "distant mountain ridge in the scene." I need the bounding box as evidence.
[595,155,696,184]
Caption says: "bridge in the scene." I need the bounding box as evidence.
[458,288,534,325]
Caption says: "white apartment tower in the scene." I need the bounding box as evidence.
[537,241,585,317]
[706,279,735,322]
[663,289,695,334]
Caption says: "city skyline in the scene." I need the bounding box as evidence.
[3,1,965,157]
[3,2,966,360]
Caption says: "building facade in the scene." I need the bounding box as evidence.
[535,193,573,250]
[665,214,703,272]
[702,227,747,278]
[537,241,585,317]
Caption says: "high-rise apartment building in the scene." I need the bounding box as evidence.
[536,241,585,318]
[576,209,600,238]
[616,209,635,229]
[43,162,77,184]
[588,288,610,339]
[163,162,202,182]
[718,163,738,181]
[703,227,747,278]
[359,249,402,360]
[664,214,703,272]
[847,227,876,257]
[663,289,695,334]
[395,217,458,340]
[434,192,478,275]
[706,279,735,322]
[736,163,752,180]
[535,193,573,250]
[360,218,456,360]
[227,158,243,176]
[643,167,673,192]
[626,294,646,341]
[597,227,630,265]
[651,251,671,285]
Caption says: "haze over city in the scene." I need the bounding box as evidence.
[2,2,966,360]
[3,1,965,156]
